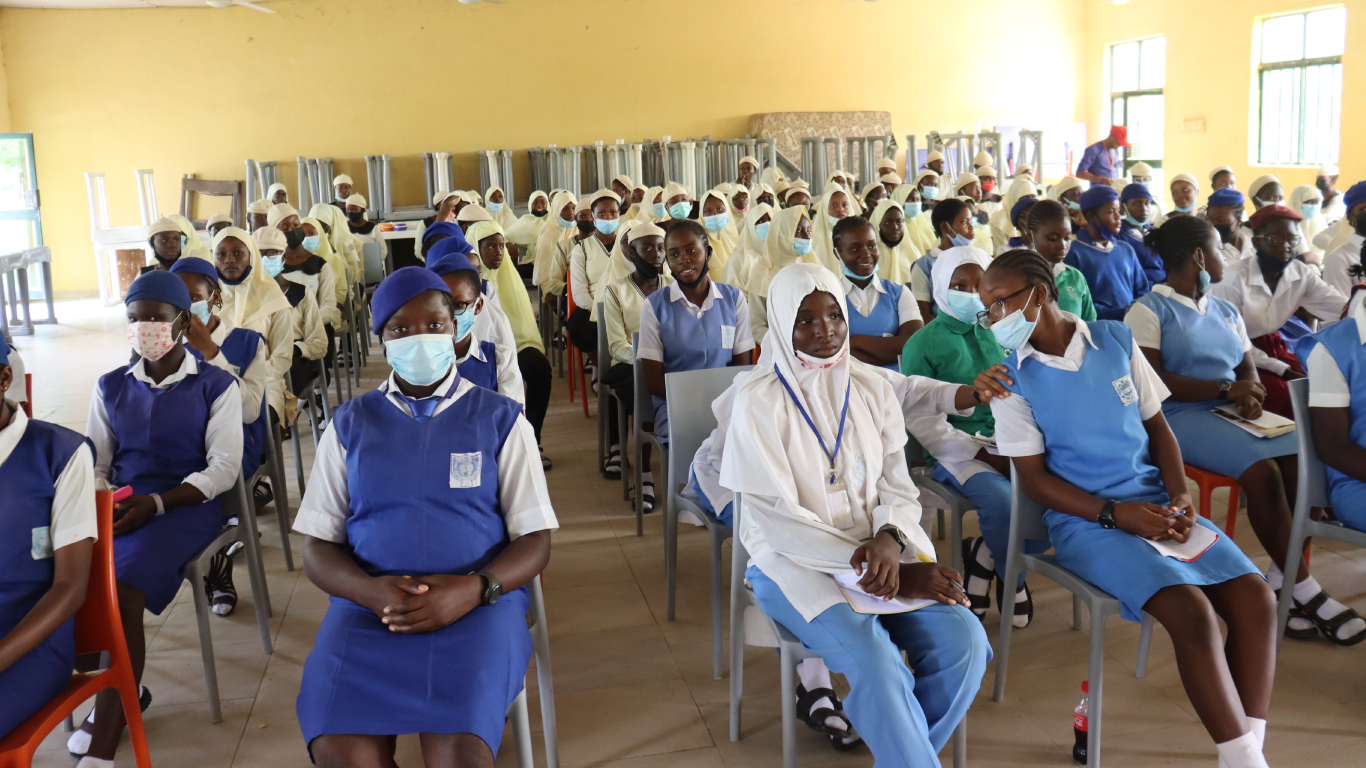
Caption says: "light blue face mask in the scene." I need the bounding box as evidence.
[302,235,321,254]
[1197,269,1211,293]
[669,202,691,220]
[189,300,212,324]
[180,234,188,250]
[653,203,667,219]
[840,262,873,280]
[792,238,813,256]
[594,217,620,235]
[1301,203,1321,220]
[385,333,455,387]
[945,289,985,324]
[754,222,771,241]
[1123,213,1151,228]
[826,214,841,229]
[453,305,477,342]
[488,202,504,213]
[903,201,922,218]
[949,231,972,248]
[989,287,1038,351]
[262,254,285,277]
[1175,202,1197,213]
[557,216,574,228]
[703,212,730,232]
[921,186,940,201]
[1063,199,1081,211]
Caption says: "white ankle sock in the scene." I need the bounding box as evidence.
[1215,731,1267,768]
[67,709,96,755]
[1266,563,1284,591]
[75,758,115,768]
[641,470,653,483]
[1292,575,1366,641]
[796,658,845,732]
[974,540,995,572]
[1248,718,1266,751]
[1011,583,1030,628]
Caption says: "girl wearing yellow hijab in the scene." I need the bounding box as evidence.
[209,227,293,421]
[507,190,552,280]
[724,202,773,294]
[698,189,738,279]
[747,206,811,346]
[728,185,750,225]
[299,216,349,328]
[485,186,520,231]
[309,203,360,288]
[892,183,935,256]
[987,177,1039,254]
[533,190,579,294]
[626,186,663,225]
[808,182,854,273]
[869,199,917,284]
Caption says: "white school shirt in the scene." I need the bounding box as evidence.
[205,317,270,425]
[292,368,558,543]
[1221,236,1255,265]
[1207,256,1346,339]
[909,247,939,303]
[603,274,671,367]
[990,315,1170,457]
[1323,233,1364,297]
[458,330,524,404]
[878,370,992,486]
[1124,284,1253,353]
[86,353,244,502]
[0,404,98,550]
[1307,293,1366,407]
[473,292,517,353]
[637,281,755,363]
[569,235,613,320]
[840,275,923,327]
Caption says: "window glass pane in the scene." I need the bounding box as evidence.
[1301,63,1343,164]
[1112,98,1124,127]
[1261,13,1305,63]
[1110,41,1139,92]
[1127,94,1164,160]
[1139,37,1166,89]
[1305,7,1347,58]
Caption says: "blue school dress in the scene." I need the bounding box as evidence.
[0,420,90,736]
[1311,319,1366,530]
[189,328,267,479]
[99,362,237,614]
[846,278,907,372]
[457,339,500,394]
[646,283,742,443]
[1135,291,1296,479]
[915,255,937,318]
[1065,232,1150,321]
[1118,225,1165,286]
[296,384,532,754]
[1003,320,1257,621]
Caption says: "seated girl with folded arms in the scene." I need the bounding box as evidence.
[1307,290,1366,536]
[833,216,922,371]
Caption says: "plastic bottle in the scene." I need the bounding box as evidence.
[1072,680,1089,764]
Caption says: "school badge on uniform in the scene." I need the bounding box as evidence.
[31,526,53,560]
[1111,375,1138,407]
[450,452,483,488]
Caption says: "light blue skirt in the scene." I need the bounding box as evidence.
[1329,473,1366,532]
[1165,401,1297,480]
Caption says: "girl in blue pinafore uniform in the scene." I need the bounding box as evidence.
[637,221,755,445]
[1064,185,1150,321]
[834,216,923,371]
[1307,291,1366,531]
[980,251,1276,768]
[0,341,98,739]
[293,268,556,762]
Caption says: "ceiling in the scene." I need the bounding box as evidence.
[0,0,274,7]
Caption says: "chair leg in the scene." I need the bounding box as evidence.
[117,666,154,768]
[665,474,678,622]
[779,644,798,768]
[633,425,644,537]
[1226,485,1240,537]
[317,367,333,423]
[270,429,295,572]
[291,419,308,498]
[618,398,631,501]
[952,716,967,768]
[332,346,344,406]
[509,688,534,768]
[306,397,321,449]
[950,508,965,576]
[709,526,726,681]
[236,482,275,643]
[729,590,745,742]
[530,578,560,768]
[1134,612,1155,678]
[186,560,224,724]
[1086,606,1107,768]
[992,548,1022,702]
[597,391,608,474]
[1276,509,1312,652]
[579,355,590,419]
[1073,594,1083,630]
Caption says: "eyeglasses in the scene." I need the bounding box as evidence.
[452,300,478,313]
[1255,233,1302,249]
[976,285,1034,329]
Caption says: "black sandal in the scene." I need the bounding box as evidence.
[1295,590,1366,647]
[252,478,273,512]
[961,537,994,618]
[996,577,1034,628]
[603,448,622,480]
[795,684,854,737]
[205,549,237,617]
[1275,589,1320,641]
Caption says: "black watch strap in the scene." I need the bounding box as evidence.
[879,526,908,553]
[475,570,502,605]
[1097,500,1119,530]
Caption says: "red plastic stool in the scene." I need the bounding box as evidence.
[564,271,590,418]
[1184,464,1240,535]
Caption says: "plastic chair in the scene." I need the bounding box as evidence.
[182,473,275,723]
[0,491,153,768]
[665,365,753,678]
[727,493,967,768]
[993,467,1155,768]
[1277,379,1366,649]
[253,407,294,572]
[1182,464,1240,536]
[596,303,630,501]
[904,431,978,574]
[632,333,667,539]
[505,575,561,768]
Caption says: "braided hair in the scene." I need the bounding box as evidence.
[1143,215,1217,274]
[986,249,1059,302]
[1024,199,1068,234]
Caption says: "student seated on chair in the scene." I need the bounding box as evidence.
[254,227,327,410]
[205,212,232,238]
[639,220,755,450]
[1116,183,1165,286]
[720,262,988,765]
[171,257,271,618]
[976,251,1277,768]
[808,183,854,273]
[0,339,97,740]
[1321,181,1366,297]
[438,253,524,402]
[1021,200,1096,321]
[505,189,551,281]
[308,205,359,307]
[987,177,1038,255]
[293,267,556,767]
[910,197,978,320]
[141,216,189,274]
[901,246,1040,628]
[77,271,243,767]
[698,189,739,279]
[1307,289,1366,536]
[865,199,915,286]
[212,227,293,431]
[246,198,271,233]
[2,328,25,406]
[344,193,387,271]
[293,213,346,378]
[532,191,581,298]
[1127,216,1363,646]
[568,189,625,393]
[834,216,922,371]
[267,182,288,206]
[1063,184,1150,321]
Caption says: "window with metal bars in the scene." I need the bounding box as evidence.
[1256,7,1345,166]
[1108,36,1165,179]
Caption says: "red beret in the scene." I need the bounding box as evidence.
[1246,204,1303,231]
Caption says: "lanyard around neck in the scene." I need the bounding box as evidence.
[773,365,851,486]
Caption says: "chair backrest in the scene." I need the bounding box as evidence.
[1008,464,1053,542]
[362,242,385,285]
[665,365,754,497]
[1287,378,1330,509]
[632,333,650,417]
[566,269,578,314]
[74,491,120,656]
[596,302,609,368]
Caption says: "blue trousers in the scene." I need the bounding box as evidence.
[748,566,989,767]
[931,465,1050,587]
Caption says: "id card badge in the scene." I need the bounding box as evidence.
[825,481,855,530]
[720,325,736,350]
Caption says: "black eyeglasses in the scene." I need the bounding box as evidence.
[976,285,1034,329]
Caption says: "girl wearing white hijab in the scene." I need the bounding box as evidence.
[895,182,937,256]
[1288,184,1327,264]
[267,182,288,206]
[747,206,812,347]
[309,203,360,289]
[532,191,579,295]
[809,183,855,273]
[719,262,988,766]
[506,190,551,280]
[209,227,293,421]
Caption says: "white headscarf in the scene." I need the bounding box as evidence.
[1248,175,1281,205]
[930,246,993,317]
[211,227,290,330]
[532,190,578,287]
[266,182,288,203]
[726,203,774,294]
[1289,184,1327,253]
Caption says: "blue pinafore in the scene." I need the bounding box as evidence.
[646,282,742,444]
[189,327,266,479]
[1064,232,1149,320]
[1312,319,1366,530]
[296,382,532,755]
[0,419,91,736]
[1004,320,1257,621]
[1135,291,1295,479]
[846,277,906,372]
[457,339,500,394]
[100,362,237,615]
[916,255,937,318]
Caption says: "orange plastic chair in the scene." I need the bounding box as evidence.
[1184,464,1240,536]
[0,491,152,768]
[564,270,589,418]
[21,374,31,418]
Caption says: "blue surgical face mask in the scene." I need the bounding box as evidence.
[1197,269,1211,293]
[669,202,691,220]
[557,216,574,228]
[792,238,813,256]
[488,202,504,213]
[262,254,285,277]
[302,235,321,254]
[826,214,840,229]
[949,231,972,248]
[921,186,940,201]
[1123,213,1151,227]
[990,287,1038,351]
[190,299,213,324]
[594,217,620,235]
[903,201,922,218]
[1175,202,1197,213]
[841,262,872,280]
[945,289,985,324]
[653,203,667,219]
[453,305,477,342]
[754,222,771,241]
[180,234,188,250]
[703,212,729,232]
[1064,199,1081,211]
[384,333,455,386]
[1301,203,1321,220]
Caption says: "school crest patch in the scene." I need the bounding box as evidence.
[31,526,52,560]
[1112,375,1138,407]
[450,452,483,488]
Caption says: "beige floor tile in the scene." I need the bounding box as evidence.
[138,640,272,709]
[554,679,713,767]
[542,624,682,693]
[543,582,656,638]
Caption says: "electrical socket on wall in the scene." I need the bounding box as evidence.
[1179,119,1207,134]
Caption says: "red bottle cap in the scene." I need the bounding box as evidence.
[1081,681,1089,694]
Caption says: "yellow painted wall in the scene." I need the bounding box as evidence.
[0,0,1087,295]
[1084,0,1364,205]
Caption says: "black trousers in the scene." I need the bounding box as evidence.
[518,347,551,444]
[566,307,597,358]
[601,362,634,445]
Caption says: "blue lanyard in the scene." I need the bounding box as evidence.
[774,365,850,486]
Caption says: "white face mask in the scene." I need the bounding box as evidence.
[794,346,847,369]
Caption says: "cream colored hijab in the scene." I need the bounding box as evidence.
[467,220,545,354]
[869,200,917,284]
[486,186,519,230]
[166,214,213,263]
[752,206,811,298]
[532,190,579,287]
[809,183,851,274]
[211,227,290,330]
[301,216,348,288]
[698,189,738,279]
[728,203,774,294]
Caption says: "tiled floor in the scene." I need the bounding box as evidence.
[11,299,1366,768]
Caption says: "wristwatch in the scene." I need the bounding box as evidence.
[474,570,502,605]
[1217,381,1233,399]
[879,526,908,553]
[1097,500,1119,530]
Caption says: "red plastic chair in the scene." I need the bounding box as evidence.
[1184,464,1240,536]
[0,491,152,768]
[564,270,589,418]
[20,374,31,418]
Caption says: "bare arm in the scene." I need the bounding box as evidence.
[1140,347,1266,418]
[0,539,93,674]
[1313,406,1366,484]
[642,359,666,399]
[850,320,924,366]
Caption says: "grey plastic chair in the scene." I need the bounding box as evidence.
[1278,378,1366,648]
[253,409,294,571]
[727,493,966,768]
[993,467,1156,768]
[632,333,667,539]
[595,303,630,502]
[665,365,753,678]
[904,431,977,574]
[505,574,561,768]
[182,473,274,723]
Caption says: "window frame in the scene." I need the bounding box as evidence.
[1107,36,1165,173]
[1254,7,1344,167]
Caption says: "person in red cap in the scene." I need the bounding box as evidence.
[1074,126,1130,187]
